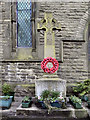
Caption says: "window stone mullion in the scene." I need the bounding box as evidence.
[11,2,16,52]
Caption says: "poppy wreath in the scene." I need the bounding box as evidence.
[41,57,59,74]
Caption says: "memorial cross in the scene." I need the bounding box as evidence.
[37,12,61,60]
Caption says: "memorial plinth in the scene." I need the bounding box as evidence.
[35,78,66,98]
[36,12,66,98]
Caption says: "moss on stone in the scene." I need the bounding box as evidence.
[17,48,33,60]
[66,83,77,87]
[21,84,35,88]
[75,109,88,118]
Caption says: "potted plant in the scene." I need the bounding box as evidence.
[36,90,50,109]
[49,91,62,108]
[2,83,16,101]
[50,97,62,108]
[41,90,50,100]
[0,96,13,109]
[80,94,88,102]
[36,90,66,109]
[73,79,90,102]
[70,95,82,109]
[22,96,32,108]
[37,96,47,109]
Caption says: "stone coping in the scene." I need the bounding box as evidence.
[35,79,66,82]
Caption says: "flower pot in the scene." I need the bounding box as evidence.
[4,92,15,101]
[50,101,62,108]
[73,103,82,109]
[83,95,88,102]
[0,96,13,109]
[87,101,90,107]
[22,102,30,108]
[38,101,47,109]
[81,95,88,102]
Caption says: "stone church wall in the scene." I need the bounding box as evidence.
[37,1,89,82]
[0,1,89,95]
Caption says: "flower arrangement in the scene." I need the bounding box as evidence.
[41,57,59,74]
[36,90,66,109]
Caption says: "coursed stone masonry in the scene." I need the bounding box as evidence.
[0,1,89,95]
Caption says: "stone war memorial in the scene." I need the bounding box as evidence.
[0,0,90,120]
[35,12,66,98]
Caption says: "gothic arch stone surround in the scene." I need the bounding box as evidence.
[75,9,90,78]
[75,10,89,41]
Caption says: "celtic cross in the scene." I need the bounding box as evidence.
[37,12,61,59]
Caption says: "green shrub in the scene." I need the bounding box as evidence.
[73,79,90,96]
[41,90,50,100]
[39,90,61,101]
[2,83,16,94]
[22,96,30,103]
[2,83,12,94]
[70,95,82,104]
[50,91,60,99]
[0,96,10,100]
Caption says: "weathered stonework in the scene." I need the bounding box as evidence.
[1,62,42,83]
[0,1,89,95]
[58,42,88,82]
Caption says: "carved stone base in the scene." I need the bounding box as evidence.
[35,77,66,98]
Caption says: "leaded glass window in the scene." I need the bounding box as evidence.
[17,0,32,47]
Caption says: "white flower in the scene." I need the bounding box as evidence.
[38,96,41,99]
[59,96,63,100]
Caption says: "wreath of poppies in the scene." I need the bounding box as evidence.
[41,57,59,74]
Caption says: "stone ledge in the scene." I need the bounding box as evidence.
[2,116,90,120]
[0,97,89,120]
[75,107,89,118]
[16,104,89,119]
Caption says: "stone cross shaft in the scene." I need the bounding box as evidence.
[37,12,61,59]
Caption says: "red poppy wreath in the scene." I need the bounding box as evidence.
[41,57,59,74]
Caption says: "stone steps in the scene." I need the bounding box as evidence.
[2,116,90,120]
[0,97,90,120]
[16,103,89,119]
